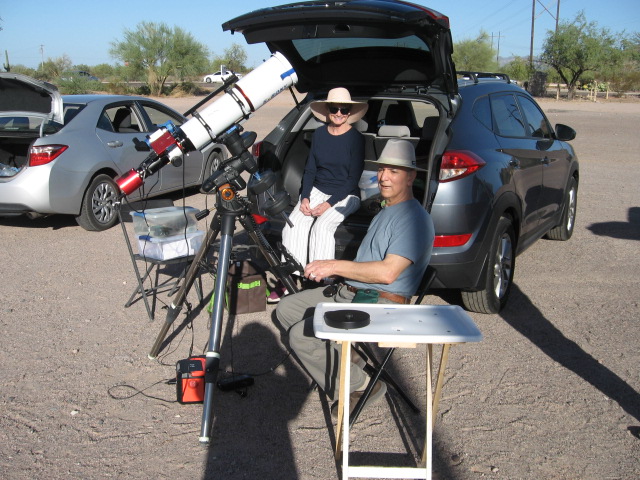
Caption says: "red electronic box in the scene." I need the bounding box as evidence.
[176,356,206,404]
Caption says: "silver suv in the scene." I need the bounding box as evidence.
[224,0,579,313]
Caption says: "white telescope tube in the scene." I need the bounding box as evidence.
[180,52,297,150]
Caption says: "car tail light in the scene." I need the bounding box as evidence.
[439,150,485,182]
[433,233,472,248]
[252,141,262,157]
[29,145,68,166]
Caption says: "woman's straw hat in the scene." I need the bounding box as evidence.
[310,87,369,124]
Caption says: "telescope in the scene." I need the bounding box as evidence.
[116,52,297,196]
[115,52,301,445]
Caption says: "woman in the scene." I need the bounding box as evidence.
[269,87,368,303]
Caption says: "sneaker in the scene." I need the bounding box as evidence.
[331,380,387,420]
[267,282,288,304]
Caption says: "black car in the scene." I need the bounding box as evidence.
[224,0,579,313]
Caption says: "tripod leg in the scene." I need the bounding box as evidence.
[148,215,221,359]
[200,213,236,444]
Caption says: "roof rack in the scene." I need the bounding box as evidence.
[457,71,512,84]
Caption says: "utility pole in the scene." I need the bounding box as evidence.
[530,0,561,69]
[40,44,45,69]
[491,32,506,65]
[529,0,535,69]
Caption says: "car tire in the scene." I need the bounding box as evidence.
[204,150,224,180]
[205,78,212,83]
[462,216,516,314]
[75,174,119,231]
[546,176,578,241]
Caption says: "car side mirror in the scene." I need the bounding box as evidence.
[555,123,576,141]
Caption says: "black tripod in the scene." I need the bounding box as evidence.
[144,127,301,444]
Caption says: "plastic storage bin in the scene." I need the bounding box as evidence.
[132,206,199,237]
[137,230,205,260]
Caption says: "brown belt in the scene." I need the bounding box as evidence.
[345,285,410,304]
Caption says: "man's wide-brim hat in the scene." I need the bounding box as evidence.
[365,138,427,172]
[310,87,369,125]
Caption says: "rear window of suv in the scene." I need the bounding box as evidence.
[292,35,429,61]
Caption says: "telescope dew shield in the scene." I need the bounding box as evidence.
[180,52,297,151]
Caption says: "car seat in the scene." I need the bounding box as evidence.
[113,108,139,133]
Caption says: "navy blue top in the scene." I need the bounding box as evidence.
[300,125,365,206]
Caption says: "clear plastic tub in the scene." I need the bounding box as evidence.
[132,206,199,237]
[136,230,205,260]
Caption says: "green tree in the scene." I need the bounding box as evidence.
[502,56,533,83]
[36,55,73,81]
[540,12,622,99]
[453,31,499,72]
[210,43,248,74]
[610,32,640,92]
[92,63,116,81]
[109,21,209,95]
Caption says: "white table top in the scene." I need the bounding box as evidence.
[314,303,482,344]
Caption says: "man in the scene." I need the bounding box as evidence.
[276,138,435,414]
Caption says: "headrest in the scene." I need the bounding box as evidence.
[377,125,410,137]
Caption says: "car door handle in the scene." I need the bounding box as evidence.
[541,156,550,165]
[107,141,123,148]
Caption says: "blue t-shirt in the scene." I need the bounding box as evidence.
[347,198,434,298]
[300,125,364,206]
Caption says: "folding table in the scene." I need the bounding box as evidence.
[314,302,482,480]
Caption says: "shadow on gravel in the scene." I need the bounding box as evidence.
[587,206,640,241]
[0,213,77,230]
[203,321,308,479]
[501,283,640,424]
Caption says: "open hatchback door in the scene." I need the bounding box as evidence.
[222,0,457,95]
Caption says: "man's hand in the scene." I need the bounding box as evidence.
[304,259,336,282]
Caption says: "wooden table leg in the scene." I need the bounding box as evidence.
[432,344,451,428]
[335,341,350,462]
[421,344,433,480]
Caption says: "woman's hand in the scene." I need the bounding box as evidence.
[300,198,312,216]
[310,201,331,217]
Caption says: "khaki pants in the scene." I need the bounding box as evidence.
[275,284,396,400]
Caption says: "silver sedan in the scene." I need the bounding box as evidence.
[0,74,226,231]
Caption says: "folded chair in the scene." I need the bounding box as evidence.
[348,265,438,426]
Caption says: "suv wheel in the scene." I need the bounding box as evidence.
[75,174,119,231]
[546,176,578,241]
[462,216,515,314]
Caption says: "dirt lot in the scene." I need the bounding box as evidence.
[1,93,638,480]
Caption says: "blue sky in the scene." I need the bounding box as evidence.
[1,0,638,70]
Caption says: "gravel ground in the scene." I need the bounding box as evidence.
[1,93,638,480]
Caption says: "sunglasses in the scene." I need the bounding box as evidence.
[328,106,351,115]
